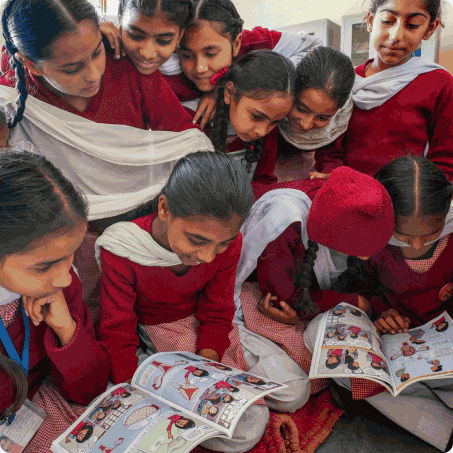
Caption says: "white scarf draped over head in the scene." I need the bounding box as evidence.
[0,86,214,221]
[388,202,453,248]
[234,189,348,323]
[352,57,444,111]
[278,95,354,150]
[95,222,182,269]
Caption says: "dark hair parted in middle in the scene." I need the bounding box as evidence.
[187,0,244,42]
[96,151,254,231]
[295,46,356,109]
[332,156,453,299]
[118,0,193,28]
[211,50,296,167]
[1,0,99,128]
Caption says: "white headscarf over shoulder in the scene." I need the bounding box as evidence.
[234,189,348,323]
[352,56,444,111]
[0,86,214,221]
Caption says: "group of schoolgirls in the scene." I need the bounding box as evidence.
[0,0,453,452]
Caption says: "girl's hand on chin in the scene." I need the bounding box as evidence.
[23,291,77,346]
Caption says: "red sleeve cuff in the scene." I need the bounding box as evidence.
[196,324,231,360]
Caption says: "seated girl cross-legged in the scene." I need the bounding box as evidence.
[96,152,277,453]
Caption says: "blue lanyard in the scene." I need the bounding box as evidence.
[0,298,30,425]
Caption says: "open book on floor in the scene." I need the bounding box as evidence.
[309,303,453,397]
[51,351,286,453]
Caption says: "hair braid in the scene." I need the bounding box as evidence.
[331,256,388,303]
[244,138,263,170]
[210,81,230,153]
[294,239,320,316]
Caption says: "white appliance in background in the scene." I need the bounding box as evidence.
[277,18,341,51]
[341,12,441,67]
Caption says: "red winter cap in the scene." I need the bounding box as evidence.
[307,167,394,257]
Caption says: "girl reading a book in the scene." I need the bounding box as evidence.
[96,152,271,453]
[210,50,295,195]
[305,156,453,451]
[0,151,111,453]
[235,167,394,399]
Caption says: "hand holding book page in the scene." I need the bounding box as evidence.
[308,303,453,396]
[51,352,286,453]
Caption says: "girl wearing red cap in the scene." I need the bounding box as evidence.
[306,156,453,451]
[235,165,395,408]
[313,0,453,181]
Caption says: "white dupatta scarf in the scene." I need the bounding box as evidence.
[95,222,182,268]
[278,96,354,150]
[0,86,214,221]
[352,57,444,111]
[234,189,348,323]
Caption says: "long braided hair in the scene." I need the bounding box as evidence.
[1,0,99,128]
[211,50,295,170]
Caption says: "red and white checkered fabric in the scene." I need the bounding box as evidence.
[144,315,266,406]
[405,235,448,274]
[240,282,327,395]
[144,314,248,372]
[0,300,19,328]
[24,380,85,453]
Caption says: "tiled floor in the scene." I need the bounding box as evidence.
[316,406,441,452]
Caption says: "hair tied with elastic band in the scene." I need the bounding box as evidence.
[210,68,229,86]
[4,40,17,57]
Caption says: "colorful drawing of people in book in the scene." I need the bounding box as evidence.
[344,349,363,374]
[233,373,268,387]
[348,326,361,339]
[395,367,410,383]
[331,306,346,318]
[168,382,199,401]
[151,360,189,390]
[65,422,94,444]
[390,342,430,361]
[409,328,426,344]
[110,385,133,399]
[99,438,124,452]
[213,381,240,393]
[431,317,449,332]
[426,359,443,373]
[166,415,196,439]
[350,309,362,317]
[202,362,233,372]
[366,352,387,371]
[184,366,210,384]
[325,349,343,370]
[197,400,219,419]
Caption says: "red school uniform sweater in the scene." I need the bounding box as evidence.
[98,214,242,384]
[0,269,111,414]
[315,60,453,180]
[366,236,453,325]
[0,52,196,132]
[165,27,283,101]
[256,220,358,318]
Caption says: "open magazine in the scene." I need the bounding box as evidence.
[51,351,286,453]
[309,303,453,396]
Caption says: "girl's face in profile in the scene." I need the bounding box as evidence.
[0,222,86,298]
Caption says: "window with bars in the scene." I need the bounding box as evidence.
[88,0,107,14]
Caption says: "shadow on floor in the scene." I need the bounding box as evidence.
[316,406,440,453]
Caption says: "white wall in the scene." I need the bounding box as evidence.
[232,0,453,73]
